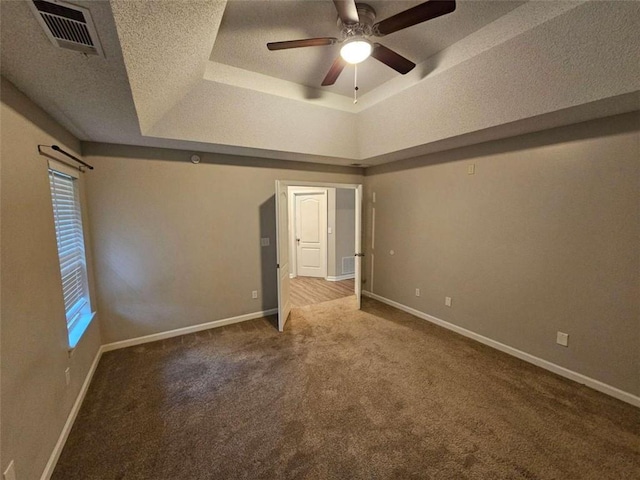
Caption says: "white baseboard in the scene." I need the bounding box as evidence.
[326,273,355,282]
[41,307,278,478]
[101,308,278,352]
[362,291,640,408]
[40,347,102,480]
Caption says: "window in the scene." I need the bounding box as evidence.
[49,161,93,348]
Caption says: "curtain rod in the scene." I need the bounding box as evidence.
[38,144,94,171]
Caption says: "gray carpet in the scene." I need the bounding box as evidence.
[53,297,640,479]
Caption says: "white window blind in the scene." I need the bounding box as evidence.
[49,167,90,333]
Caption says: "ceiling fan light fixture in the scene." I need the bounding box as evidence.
[340,38,372,64]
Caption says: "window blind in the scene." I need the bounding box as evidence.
[49,169,89,331]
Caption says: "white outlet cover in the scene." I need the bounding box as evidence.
[252,290,258,299]
[415,288,420,297]
[260,237,270,247]
[467,164,475,175]
[445,296,452,307]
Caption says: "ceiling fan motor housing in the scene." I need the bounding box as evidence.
[338,3,376,40]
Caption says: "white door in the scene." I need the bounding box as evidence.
[275,181,291,331]
[354,185,363,309]
[295,192,327,278]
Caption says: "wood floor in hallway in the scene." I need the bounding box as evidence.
[290,276,354,307]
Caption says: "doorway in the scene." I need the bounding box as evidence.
[275,181,363,331]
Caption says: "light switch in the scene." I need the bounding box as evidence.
[260,237,270,247]
[328,227,332,234]
[556,332,569,347]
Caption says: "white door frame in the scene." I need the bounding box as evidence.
[275,181,363,331]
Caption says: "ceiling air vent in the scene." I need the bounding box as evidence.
[29,0,104,57]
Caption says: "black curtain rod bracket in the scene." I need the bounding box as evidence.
[38,144,94,170]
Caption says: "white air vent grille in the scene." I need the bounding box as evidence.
[30,0,104,57]
[342,256,355,275]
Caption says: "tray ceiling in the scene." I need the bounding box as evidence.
[1,0,638,167]
[210,0,524,97]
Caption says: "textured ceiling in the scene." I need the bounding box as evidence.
[210,0,524,97]
[1,1,639,167]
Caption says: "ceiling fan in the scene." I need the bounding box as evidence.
[267,0,456,87]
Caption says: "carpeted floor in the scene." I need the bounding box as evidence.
[53,297,640,479]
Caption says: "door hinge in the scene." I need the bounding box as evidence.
[276,263,280,268]
[355,253,365,257]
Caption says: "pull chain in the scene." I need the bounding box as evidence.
[353,63,359,104]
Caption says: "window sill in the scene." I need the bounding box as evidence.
[68,311,96,350]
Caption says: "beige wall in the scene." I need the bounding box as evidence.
[334,189,355,276]
[364,112,639,396]
[327,188,356,278]
[82,143,362,344]
[1,78,102,480]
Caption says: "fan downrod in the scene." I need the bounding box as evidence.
[337,3,376,40]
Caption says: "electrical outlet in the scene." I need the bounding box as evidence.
[556,331,569,347]
[65,367,71,386]
[467,164,475,175]
[4,460,16,480]
[260,237,270,247]
[252,290,258,299]
[415,288,420,297]
[445,296,452,307]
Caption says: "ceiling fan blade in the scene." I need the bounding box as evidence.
[371,44,416,74]
[373,0,456,37]
[333,0,359,25]
[267,37,338,51]
[321,56,347,86]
